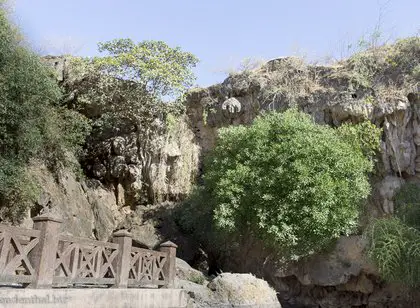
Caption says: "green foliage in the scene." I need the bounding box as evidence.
[368,182,420,287]
[192,109,378,260]
[176,186,217,242]
[367,217,420,287]
[386,37,420,76]
[337,121,382,160]
[40,107,91,170]
[68,39,198,136]
[343,37,420,90]
[0,6,89,221]
[395,182,420,232]
[363,95,375,105]
[412,64,420,81]
[175,185,238,264]
[187,272,206,285]
[95,38,198,99]
[259,57,321,108]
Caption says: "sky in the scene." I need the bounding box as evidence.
[9,0,420,87]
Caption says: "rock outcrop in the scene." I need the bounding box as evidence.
[175,259,281,308]
[23,161,198,259]
[43,56,200,208]
[184,39,420,307]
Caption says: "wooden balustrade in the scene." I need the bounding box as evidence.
[0,214,177,289]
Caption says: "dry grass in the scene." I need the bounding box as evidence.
[257,57,323,108]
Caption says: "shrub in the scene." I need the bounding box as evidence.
[367,217,420,287]
[259,57,322,108]
[336,121,381,160]
[367,182,420,287]
[188,272,206,285]
[192,109,379,260]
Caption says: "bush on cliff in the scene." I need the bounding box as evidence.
[367,217,420,287]
[0,4,89,221]
[367,182,420,287]
[182,109,380,260]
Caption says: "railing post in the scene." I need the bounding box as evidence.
[112,230,132,288]
[159,241,177,288]
[30,214,62,288]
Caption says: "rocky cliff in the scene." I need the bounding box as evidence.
[184,38,420,307]
[34,38,420,307]
[19,56,201,261]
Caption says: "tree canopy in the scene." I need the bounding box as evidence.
[95,39,199,99]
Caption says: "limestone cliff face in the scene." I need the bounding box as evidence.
[184,42,420,307]
[186,53,419,219]
[43,56,199,207]
[29,56,200,256]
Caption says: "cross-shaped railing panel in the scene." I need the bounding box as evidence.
[128,247,167,287]
[0,225,41,285]
[53,235,119,286]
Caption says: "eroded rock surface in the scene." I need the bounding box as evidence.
[24,162,195,253]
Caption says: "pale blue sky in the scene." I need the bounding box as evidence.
[11,0,420,86]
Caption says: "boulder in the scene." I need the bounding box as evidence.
[207,273,281,307]
[176,258,207,283]
[176,271,281,308]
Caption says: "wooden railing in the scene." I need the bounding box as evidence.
[0,215,177,289]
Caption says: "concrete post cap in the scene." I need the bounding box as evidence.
[113,229,133,238]
[32,214,63,223]
[159,241,178,248]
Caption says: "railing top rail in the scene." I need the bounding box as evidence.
[59,234,119,250]
[0,224,41,237]
[131,246,167,257]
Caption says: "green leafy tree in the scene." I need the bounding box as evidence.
[395,183,420,231]
[0,4,89,221]
[197,109,380,260]
[95,39,198,98]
